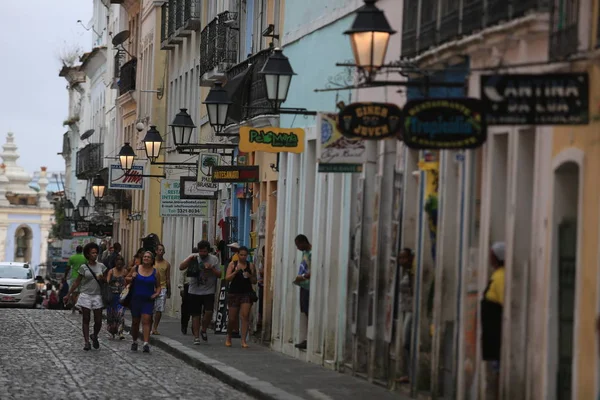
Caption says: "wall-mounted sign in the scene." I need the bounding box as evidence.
[212,166,260,183]
[480,73,589,125]
[239,126,305,153]
[180,176,219,200]
[160,179,210,218]
[403,98,487,150]
[337,102,403,140]
[318,163,363,173]
[196,153,220,195]
[317,113,366,169]
[75,221,90,233]
[108,163,144,190]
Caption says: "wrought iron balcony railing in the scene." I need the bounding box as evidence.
[226,48,273,121]
[160,3,173,49]
[200,11,239,81]
[549,24,579,60]
[176,0,201,35]
[118,58,136,96]
[76,143,103,180]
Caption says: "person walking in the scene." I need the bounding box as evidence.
[179,241,221,345]
[396,248,415,384]
[64,242,107,351]
[179,247,196,335]
[64,245,86,314]
[224,246,257,348]
[152,244,171,335]
[106,255,127,339]
[106,242,122,271]
[126,251,161,353]
[293,234,311,350]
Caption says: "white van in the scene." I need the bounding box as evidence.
[0,262,37,308]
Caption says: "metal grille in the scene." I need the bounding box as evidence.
[118,58,137,96]
[199,11,238,76]
[549,0,579,62]
[76,143,104,179]
[161,2,169,42]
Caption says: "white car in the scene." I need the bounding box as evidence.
[0,262,37,308]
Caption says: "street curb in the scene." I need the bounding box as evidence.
[123,320,305,400]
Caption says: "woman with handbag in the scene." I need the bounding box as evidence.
[224,246,257,348]
[125,251,161,353]
[106,255,127,339]
[64,242,108,351]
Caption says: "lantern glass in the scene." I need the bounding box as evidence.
[169,109,196,146]
[203,83,232,133]
[91,175,106,199]
[264,73,292,104]
[349,31,391,72]
[64,200,74,219]
[118,142,136,171]
[142,126,163,160]
[77,197,90,219]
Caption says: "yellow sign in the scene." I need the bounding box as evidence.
[239,126,305,154]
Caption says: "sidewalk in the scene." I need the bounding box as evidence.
[126,314,409,400]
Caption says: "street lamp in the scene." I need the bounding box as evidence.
[169,108,196,147]
[64,199,74,219]
[259,48,296,110]
[344,0,396,77]
[77,197,91,219]
[203,82,232,134]
[142,125,163,161]
[118,142,136,171]
[91,175,106,199]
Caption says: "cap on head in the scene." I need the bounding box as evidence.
[491,242,505,263]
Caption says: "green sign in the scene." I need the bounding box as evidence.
[318,163,363,173]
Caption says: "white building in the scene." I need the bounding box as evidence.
[0,133,53,268]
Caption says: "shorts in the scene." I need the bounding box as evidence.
[154,288,168,313]
[76,293,104,310]
[299,288,309,315]
[227,292,253,308]
[188,294,215,316]
[130,296,155,318]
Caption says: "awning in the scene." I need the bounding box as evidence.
[223,66,253,123]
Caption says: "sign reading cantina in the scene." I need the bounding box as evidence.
[480,73,589,125]
[337,102,403,139]
[403,98,487,150]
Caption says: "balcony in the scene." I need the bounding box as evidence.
[225,48,273,124]
[175,0,201,37]
[160,3,174,50]
[200,11,239,86]
[118,58,136,96]
[75,143,103,180]
[402,0,547,58]
[549,24,579,60]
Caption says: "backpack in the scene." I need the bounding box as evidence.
[49,291,58,305]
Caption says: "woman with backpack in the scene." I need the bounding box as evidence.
[64,242,108,351]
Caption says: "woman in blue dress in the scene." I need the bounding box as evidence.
[125,251,161,353]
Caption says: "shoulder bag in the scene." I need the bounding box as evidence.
[119,267,137,308]
[86,264,112,307]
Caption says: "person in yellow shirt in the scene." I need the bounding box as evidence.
[481,242,505,400]
[227,242,240,263]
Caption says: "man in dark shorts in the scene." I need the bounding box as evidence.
[179,240,221,345]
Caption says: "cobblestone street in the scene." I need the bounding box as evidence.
[0,309,253,400]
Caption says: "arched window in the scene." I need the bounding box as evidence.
[14,225,33,262]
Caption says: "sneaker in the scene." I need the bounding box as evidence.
[90,334,100,349]
[131,342,138,352]
[193,337,201,345]
[181,326,188,335]
[119,334,125,340]
[200,331,208,342]
[83,342,91,351]
[143,344,150,353]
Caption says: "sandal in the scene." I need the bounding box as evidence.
[241,343,250,349]
[200,331,208,342]
[225,338,232,347]
[83,342,91,351]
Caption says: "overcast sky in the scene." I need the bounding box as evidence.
[0,1,92,174]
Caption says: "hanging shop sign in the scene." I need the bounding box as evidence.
[317,113,366,173]
[403,98,487,150]
[211,166,260,183]
[480,73,589,125]
[195,153,221,196]
[108,163,144,190]
[160,179,210,218]
[239,126,305,153]
[337,102,403,140]
[180,176,219,200]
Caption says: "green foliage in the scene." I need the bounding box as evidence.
[50,200,66,239]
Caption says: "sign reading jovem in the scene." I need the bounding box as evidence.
[403,98,487,150]
[211,166,260,183]
[239,126,305,153]
[337,102,403,140]
[480,73,589,125]
[109,164,144,190]
[160,179,209,217]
